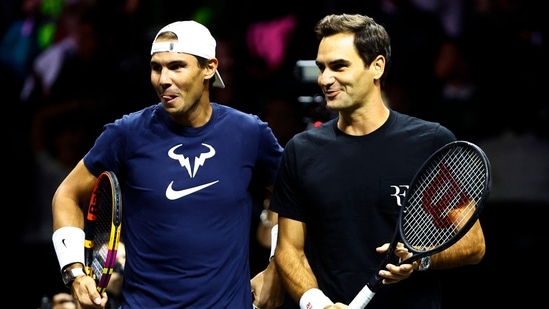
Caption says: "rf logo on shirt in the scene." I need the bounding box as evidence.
[390,185,409,206]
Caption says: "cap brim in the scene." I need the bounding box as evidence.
[213,70,225,88]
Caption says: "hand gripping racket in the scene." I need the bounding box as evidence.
[84,171,123,294]
[349,140,491,309]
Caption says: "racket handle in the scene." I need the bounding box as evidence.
[348,285,375,309]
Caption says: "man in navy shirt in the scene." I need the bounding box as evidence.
[52,20,285,308]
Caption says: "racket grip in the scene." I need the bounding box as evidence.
[348,285,375,309]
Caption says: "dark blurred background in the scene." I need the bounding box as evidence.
[2,0,545,307]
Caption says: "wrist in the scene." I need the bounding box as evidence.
[52,226,85,271]
[417,256,431,271]
[62,267,86,289]
[299,288,334,309]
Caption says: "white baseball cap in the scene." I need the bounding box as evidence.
[151,21,225,88]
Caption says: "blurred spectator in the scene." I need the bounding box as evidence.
[0,0,47,83]
[94,0,158,115]
[19,1,115,111]
[363,0,447,119]
[410,0,465,38]
[461,0,544,124]
[476,104,549,205]
[210,36,242,110]
[23,99,105,244]
[246,14,298,75]
[480,130,549,202]
[430,37,485,142]
[40,292,77,309]
[257,96,306,147]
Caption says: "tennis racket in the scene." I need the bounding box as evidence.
[84,171,123,294]
[348,140,491,309]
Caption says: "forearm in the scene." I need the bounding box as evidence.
[274,246,318,303]
[251,259,286,309]
[52,194,86,230]
[52,161,97,271]
[52,160,96,230]
[431,220,485,269]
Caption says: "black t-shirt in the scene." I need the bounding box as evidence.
[270,109,456,308]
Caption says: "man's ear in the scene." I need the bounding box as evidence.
[372,55,385,80]
[205,58,219,80]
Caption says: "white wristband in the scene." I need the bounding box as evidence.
[269,224,278,261]
[52,226,85,271]
[299,288,334,309]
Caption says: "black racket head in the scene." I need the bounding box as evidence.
[84,171,122,293]
[399,141,491,256]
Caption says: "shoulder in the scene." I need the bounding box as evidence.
[392,110,438,129]
[212,102,266,129]
[392,110,455,142]
[98,104,162,137]
[213,103,257,120]
[284,119,336,151]
[115,104,161,124]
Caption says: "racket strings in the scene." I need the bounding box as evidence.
[402,146,488,250]
[90,179,114,282]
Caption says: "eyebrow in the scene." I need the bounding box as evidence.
[150,59,188,66]
[329,59,351,66]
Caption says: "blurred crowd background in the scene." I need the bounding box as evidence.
[2,0,545,307]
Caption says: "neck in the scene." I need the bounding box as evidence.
[337,100,390,136]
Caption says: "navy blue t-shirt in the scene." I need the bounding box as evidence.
[84,103,283,308]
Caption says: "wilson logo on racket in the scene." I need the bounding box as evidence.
[422,164,469,229]
[349,141,491,309]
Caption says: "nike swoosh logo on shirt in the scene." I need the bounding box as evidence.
[165,180,219,200]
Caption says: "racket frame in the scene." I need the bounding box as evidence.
[84,171,122,294]
[399,140,491,261]
[349,140,491,309]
